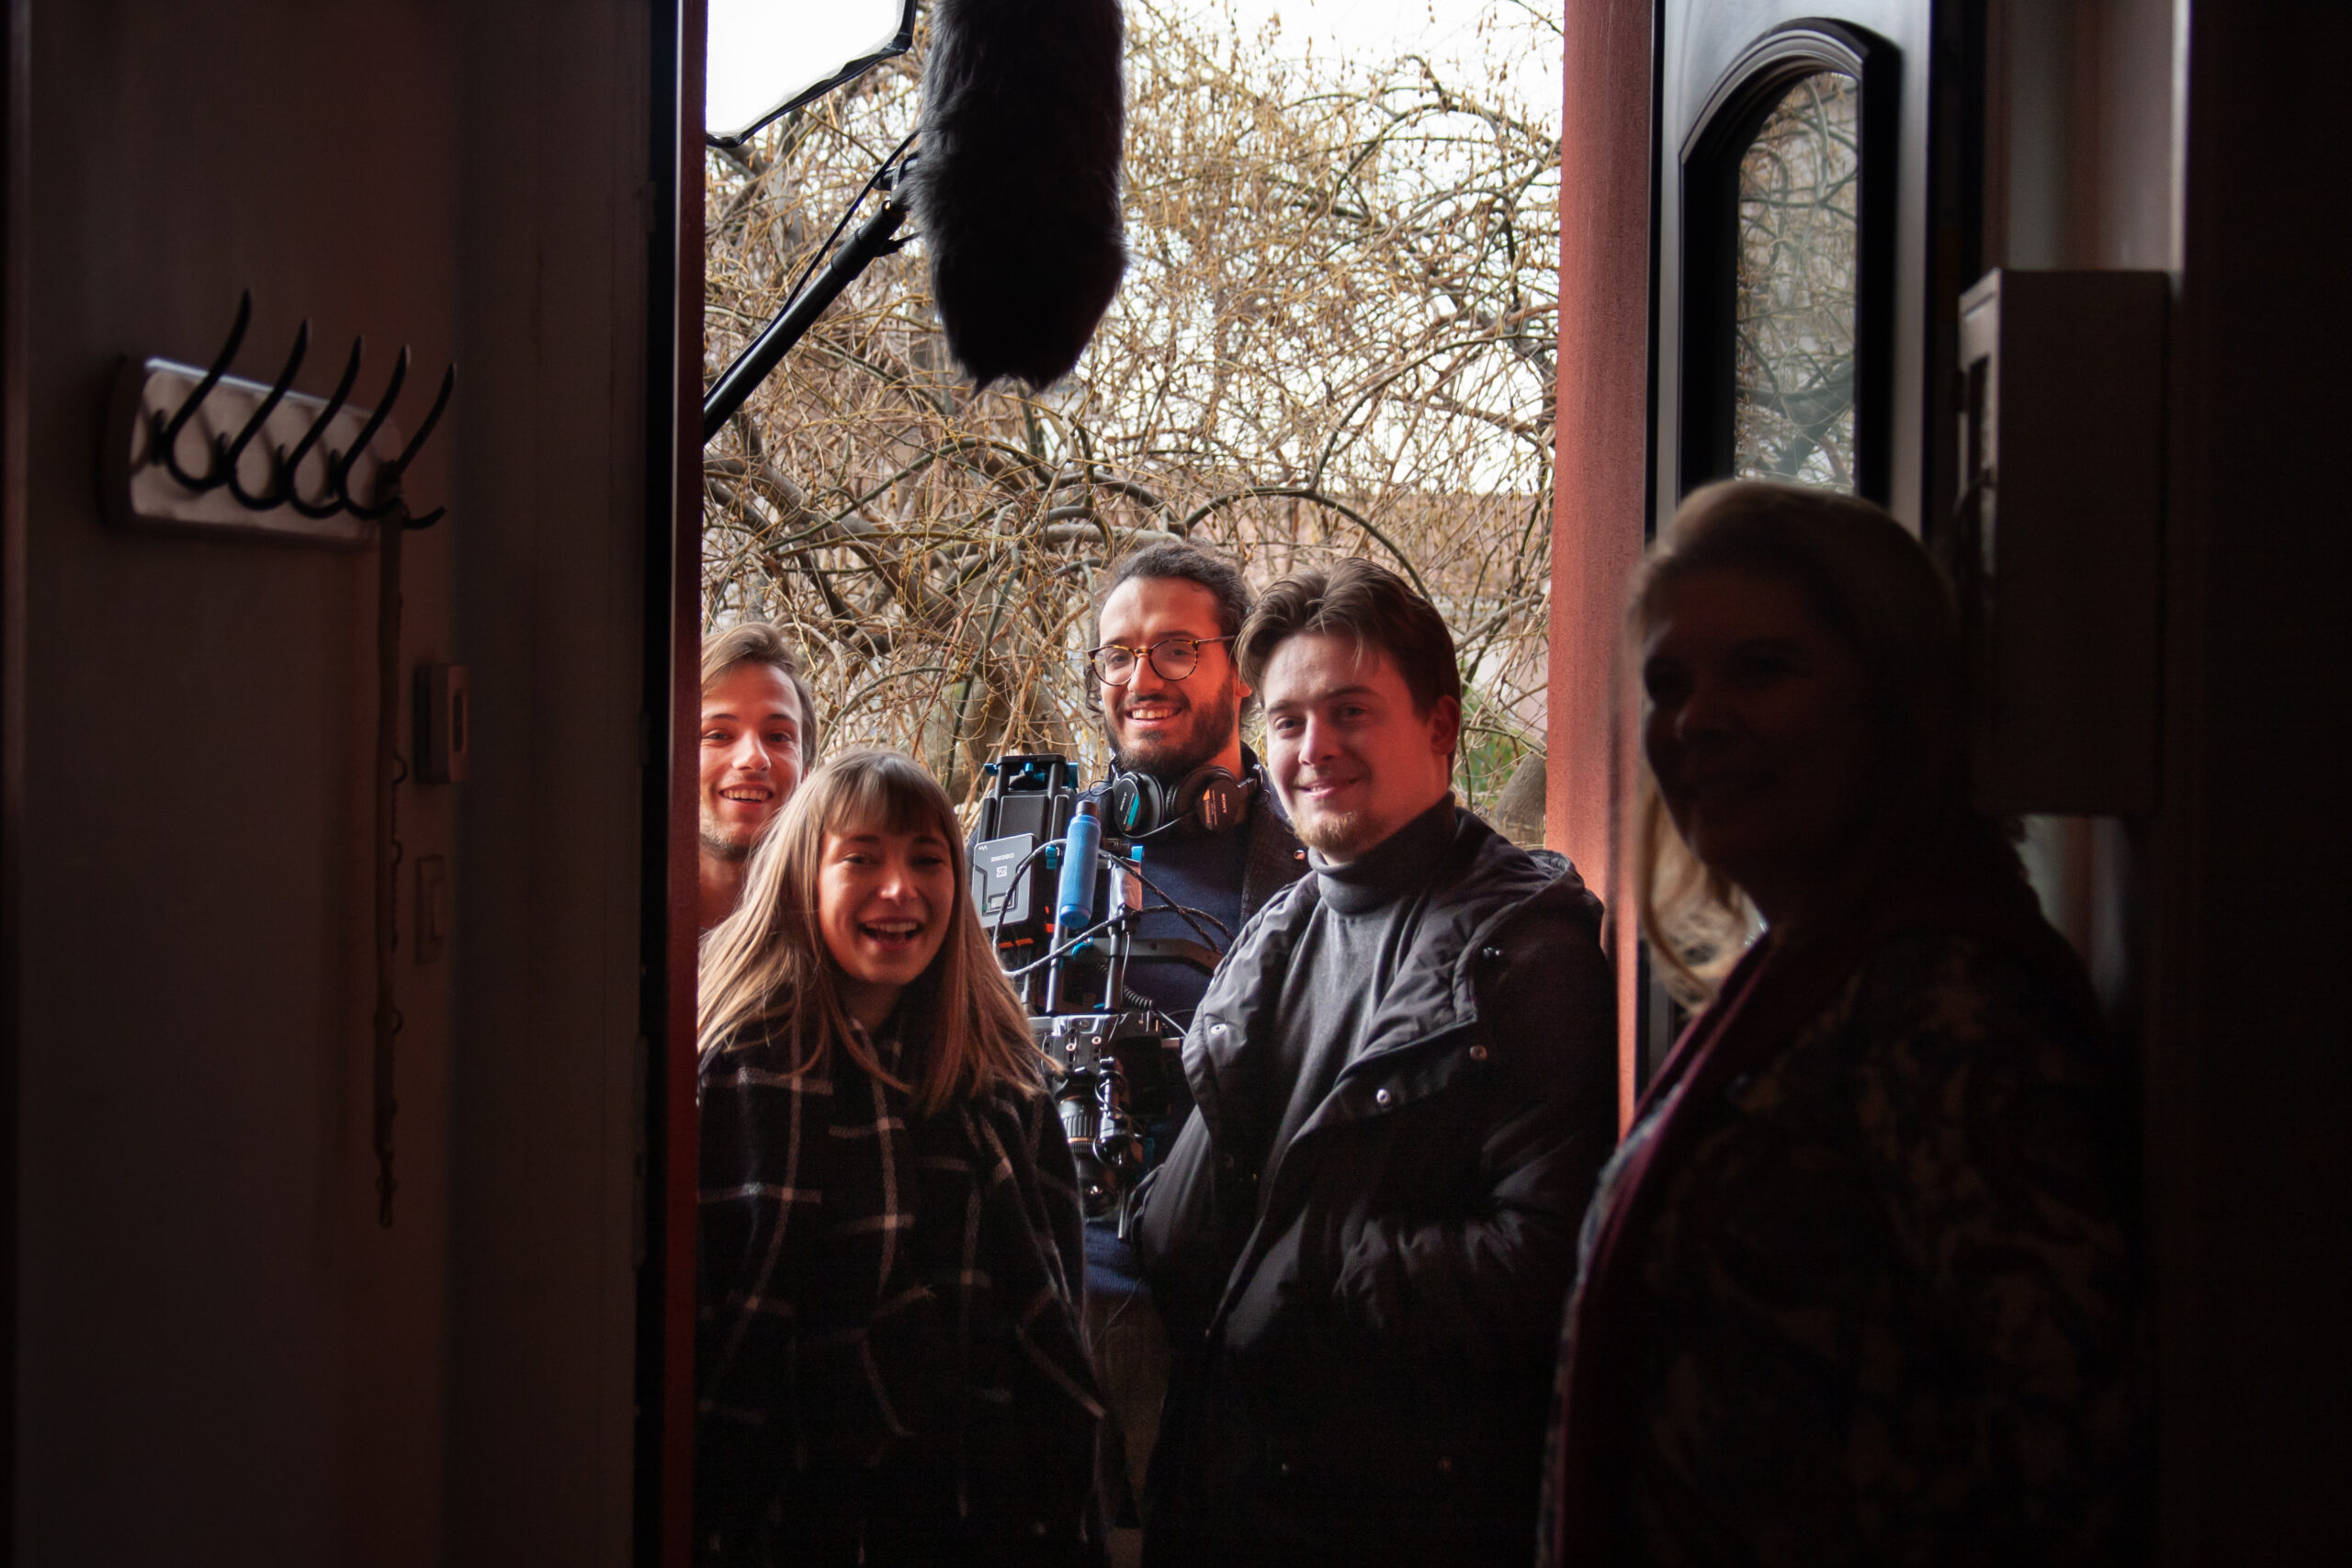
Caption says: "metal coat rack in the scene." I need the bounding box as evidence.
[104,293,458,1226]
[104,290,452,543]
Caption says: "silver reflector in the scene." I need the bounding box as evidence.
[706,0,917,146]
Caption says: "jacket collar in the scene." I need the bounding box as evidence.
[1192,810,1593,1092]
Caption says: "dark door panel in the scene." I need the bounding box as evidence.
[1657,0,1934,525]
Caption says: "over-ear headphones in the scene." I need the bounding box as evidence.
[1108,761,1258,837]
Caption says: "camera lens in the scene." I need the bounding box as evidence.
[1058,1079,1120,1217]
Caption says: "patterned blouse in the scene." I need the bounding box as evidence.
[1586,931,2145,1564]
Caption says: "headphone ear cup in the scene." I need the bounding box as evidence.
[1109,771,1164,836]
[1178,766,1250,834]
[1195,774,1245,833]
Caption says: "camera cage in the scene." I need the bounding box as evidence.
[970,750,1221,1220]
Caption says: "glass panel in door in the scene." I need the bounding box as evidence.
[1732,72,1860,490]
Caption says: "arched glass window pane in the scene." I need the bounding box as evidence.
[1733,73,1859,490]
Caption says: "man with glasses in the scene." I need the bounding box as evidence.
[1086,541,1306,1025]
[1080,542,1306,1548]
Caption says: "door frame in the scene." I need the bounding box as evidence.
[1549,0,1974,1121]
[635,2,706,1564]
[1653,0,1939,535]
[1,0,28,1536]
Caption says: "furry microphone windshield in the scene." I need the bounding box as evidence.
[905,0,1127,390]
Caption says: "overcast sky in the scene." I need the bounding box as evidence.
[1180,0,1518,59]
[707,3,1564,143]
[1169,0,1562,119]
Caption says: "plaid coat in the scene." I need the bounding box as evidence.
[697,1016,1104,1565]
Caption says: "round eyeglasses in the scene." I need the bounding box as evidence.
[1089,635,1234,685]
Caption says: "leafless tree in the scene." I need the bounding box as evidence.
[703,1,1560,837]
[1732,72,1860,490]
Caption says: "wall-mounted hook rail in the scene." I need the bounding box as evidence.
[103,295,454,547]
[99,295,458,1227]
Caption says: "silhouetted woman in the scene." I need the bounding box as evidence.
[1544,482,2143,1565]
[696,750,1102,1567]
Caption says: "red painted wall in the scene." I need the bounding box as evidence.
[1547,0,1653,1129]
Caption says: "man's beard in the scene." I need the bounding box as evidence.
[700,811,757,862]
[1292,804,1379,861]
[1109,682,1240,781]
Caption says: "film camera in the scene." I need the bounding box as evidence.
[970,753,1222,1220]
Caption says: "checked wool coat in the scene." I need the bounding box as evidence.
[697,1019,1104,1566]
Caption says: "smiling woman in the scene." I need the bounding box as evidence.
[1637,564,1873,935]
[1628,479,1971,998]
[693,750,1102,1564]
[1543,481,2146,1566]
[815,817,956,1029]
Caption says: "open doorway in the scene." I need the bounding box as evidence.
[670,4,1570,1562]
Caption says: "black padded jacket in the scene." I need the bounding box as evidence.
[1132,808,1617,1568]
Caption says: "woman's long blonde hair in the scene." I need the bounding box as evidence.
[697,749,1041,1111]
[1630,480,1996,1004]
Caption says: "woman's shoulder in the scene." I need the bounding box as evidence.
[699,1011,854,1097]
[1801,926,2122,1188]
[960,1058,1057,1136]
[1829,926,2103,1077]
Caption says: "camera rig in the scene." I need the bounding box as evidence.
[970,752,1222,1220]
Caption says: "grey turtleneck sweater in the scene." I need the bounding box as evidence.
[1257,794,1459,1181]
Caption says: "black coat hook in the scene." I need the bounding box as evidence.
[349,364,456,525]
[397,365,457,529]
[221,319,311,511]
[330,345,409,513]
[280,338,366,520]
[153,290,252,492]
[398,365,455,480]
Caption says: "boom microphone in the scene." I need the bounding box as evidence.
[905,0,1127,389]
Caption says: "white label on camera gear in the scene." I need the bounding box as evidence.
[1108,860,1142,913]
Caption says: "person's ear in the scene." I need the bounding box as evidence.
[1428,694,1463,759]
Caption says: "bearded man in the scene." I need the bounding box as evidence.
[1073,542,1308,1548]
[1085,541,1306,1023]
